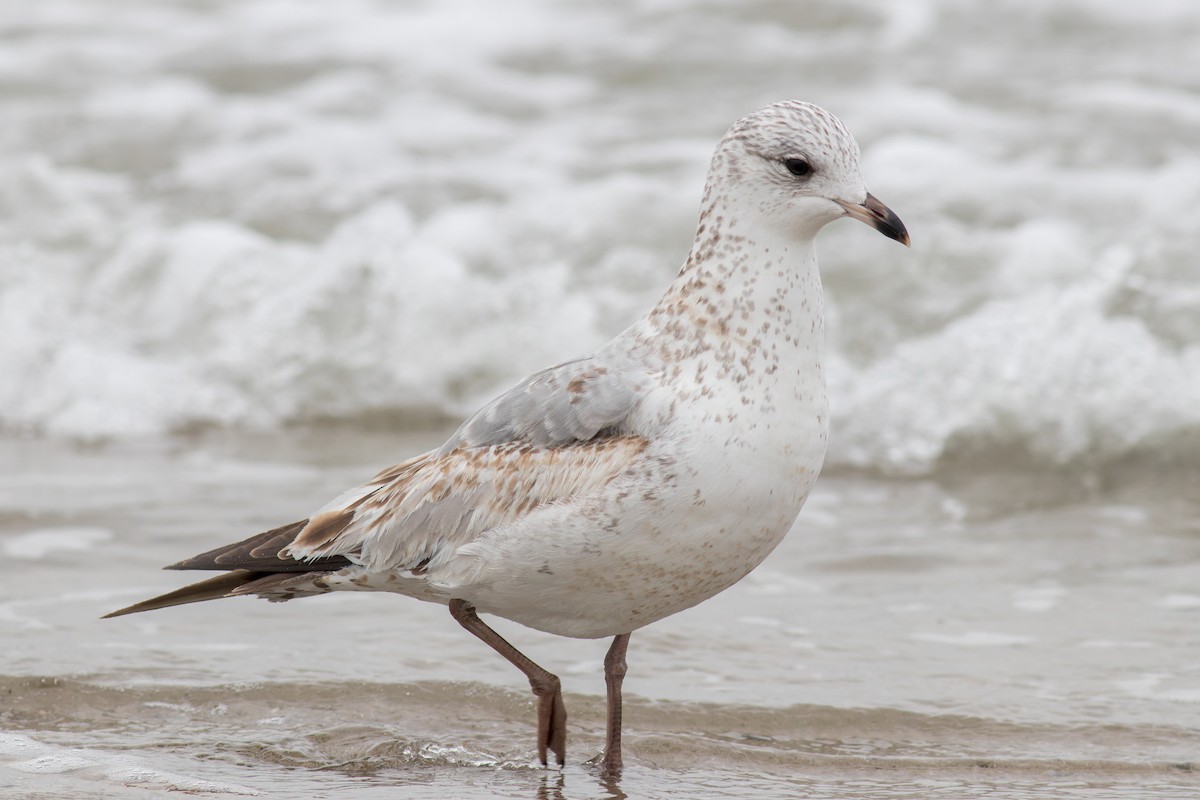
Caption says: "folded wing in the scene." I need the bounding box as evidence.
[284,356,654,572]
[103,357,653,618]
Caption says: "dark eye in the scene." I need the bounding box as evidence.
[784,158,812,177]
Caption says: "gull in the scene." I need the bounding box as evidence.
[105,101,908,774]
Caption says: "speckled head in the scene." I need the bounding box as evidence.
[708,101,909,246]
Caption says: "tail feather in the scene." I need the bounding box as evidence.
[102,571,266,618]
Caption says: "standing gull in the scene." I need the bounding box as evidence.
[105,101,909,774]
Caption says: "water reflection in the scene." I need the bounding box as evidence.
[534,767,628,800]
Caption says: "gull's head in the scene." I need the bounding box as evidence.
[709,100,908,246]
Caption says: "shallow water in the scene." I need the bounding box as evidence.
[2,432,1198,798]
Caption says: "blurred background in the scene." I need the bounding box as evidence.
[2,1,1198,798]
[3,0,1198,478]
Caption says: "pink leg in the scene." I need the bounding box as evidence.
[449,599,567,766]
[598,633,630,774]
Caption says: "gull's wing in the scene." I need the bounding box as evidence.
[104,358,654,618]
[441,356,653,450]
[284,357,655,572]
[286,435,649,572]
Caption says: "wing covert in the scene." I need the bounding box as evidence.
[284,435,649,573]
[441,356,651,451]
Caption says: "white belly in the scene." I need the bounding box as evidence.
[439,392,829,638]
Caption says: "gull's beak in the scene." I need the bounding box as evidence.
[836,193,910,247]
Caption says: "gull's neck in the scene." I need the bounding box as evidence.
[631,195,826,371]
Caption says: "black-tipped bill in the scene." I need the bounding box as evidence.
[837,193,910,246]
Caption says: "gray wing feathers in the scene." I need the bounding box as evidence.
[441,357,650,451]
[280,356,653,572]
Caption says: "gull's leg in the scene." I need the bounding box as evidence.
[598,633,631,775]
[449,599,567,767]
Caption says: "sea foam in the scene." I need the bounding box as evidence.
[2,0,1198,476]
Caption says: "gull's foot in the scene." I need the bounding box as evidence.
[532,674,567,767]
[585,749,622,777]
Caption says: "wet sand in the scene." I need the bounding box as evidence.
[1,431,1197,798]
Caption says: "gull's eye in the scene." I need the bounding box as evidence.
[784,158,812,177]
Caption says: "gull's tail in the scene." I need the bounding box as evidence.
[102,520,354,619]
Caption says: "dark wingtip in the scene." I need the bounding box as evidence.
[108,519,344,618]
[159,520,329,573]
[101,598,159,619]
[100,571,264,619]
